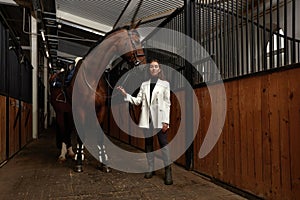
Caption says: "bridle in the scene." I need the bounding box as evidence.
[127,30,146,67]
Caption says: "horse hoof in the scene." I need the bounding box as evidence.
[98,164,111,173]
[104,167,111,173]
[74,165,83,173]
[58,156,66,163]
[68,153,75,160]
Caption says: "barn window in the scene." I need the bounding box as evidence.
[266,28,285,68]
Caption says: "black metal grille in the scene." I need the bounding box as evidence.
[144,0,299,86]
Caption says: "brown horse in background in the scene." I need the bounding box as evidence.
[49,66,76,162]
[50,26,146,172]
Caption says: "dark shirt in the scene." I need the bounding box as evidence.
[149,77,158,123]
[149,77,158,102]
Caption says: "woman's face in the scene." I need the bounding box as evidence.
[149,61,161,77]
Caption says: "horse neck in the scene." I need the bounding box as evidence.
[68,39,121,94]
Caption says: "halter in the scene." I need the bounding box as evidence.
[127,30,146,66]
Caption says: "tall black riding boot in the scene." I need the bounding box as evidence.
[162,146,173,185]
[164,165,173,185]
[144,144,154,179]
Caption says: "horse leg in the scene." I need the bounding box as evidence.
[67,143,75,159]
[74,135,84,172]
[96,104,111,173]
[55,122,62,149]
[66,112,75,159]
[73,108,86,172]
[56,112,68,162]
[97,143,111,172]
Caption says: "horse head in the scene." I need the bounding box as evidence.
[66,25,147,99]
[104,26,146,69]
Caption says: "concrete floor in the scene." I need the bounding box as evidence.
[0,127,248,200]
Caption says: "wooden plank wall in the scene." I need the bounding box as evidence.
[0,96,33,163]
[8,97,20,157]
[0,95,6,163]
[21,102,32,147]
[168,90,186,167]
[194,67,300,199]
[109,103,144,150]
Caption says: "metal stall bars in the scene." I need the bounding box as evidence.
[191,0,299,84]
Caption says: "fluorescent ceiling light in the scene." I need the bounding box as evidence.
[46,50,49,58]
[0,0,17,6]
[59,20,106,36]
[56,10,111,35]
[41,30,46,41]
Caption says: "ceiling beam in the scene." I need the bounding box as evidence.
[56,10,112,33]
[113,0,141,29]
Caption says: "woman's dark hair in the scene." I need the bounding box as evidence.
[148,58,166,80]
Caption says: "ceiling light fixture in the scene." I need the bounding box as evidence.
[58,20,106,36]
[46,50,49,58]
[41,29,46,41]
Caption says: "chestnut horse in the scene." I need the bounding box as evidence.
[51,26,146,172]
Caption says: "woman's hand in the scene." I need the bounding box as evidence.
[162,123,169,133]
[116,86,127,97]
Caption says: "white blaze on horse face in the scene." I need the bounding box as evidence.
[149,61,161,77]
[131,31,141,46]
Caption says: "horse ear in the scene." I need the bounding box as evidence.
[134,20,142,29]
[131,20,142,29]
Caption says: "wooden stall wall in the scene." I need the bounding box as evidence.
[109,103,144,150]
[1,16,33,164]
[193,66,300,199]
[21,102,32,147]
[168,90,186,167]
[118,103,130,144]
[0,95,6,163]
[0,18,8,164]
[8,98,20,157]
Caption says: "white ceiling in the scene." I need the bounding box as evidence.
[52,0,184,60]
[55,0,184,35]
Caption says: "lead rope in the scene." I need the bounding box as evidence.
[82,65,134,99]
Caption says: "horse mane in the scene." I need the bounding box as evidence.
[83,25,131,58]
